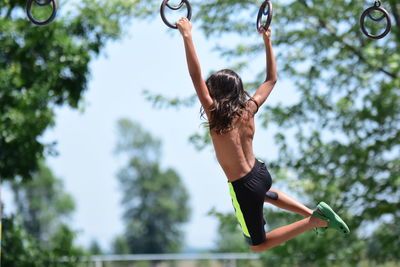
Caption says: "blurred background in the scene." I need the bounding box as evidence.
[1,0,399,266]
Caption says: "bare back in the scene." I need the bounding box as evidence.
[210,102,257,182]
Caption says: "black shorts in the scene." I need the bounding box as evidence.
[228,159,272,246]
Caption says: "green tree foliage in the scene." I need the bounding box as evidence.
[208,208,249,253]
[367,222,400,263]
[132,0,399,263]
[3,177,85,266]
[258,210,367,266]
[10,162,75,242]
[112,235,130,254]
[211,207,367,266]
[0,0,138,181]
[114,119,191,253]
[2,163,85,265]
[88,239,103,255]
[2,215,85,266]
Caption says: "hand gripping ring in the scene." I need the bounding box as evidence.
[160,0,192,29]
[256,0,273,32]
[360,4,391,39]
[26,0,58,26]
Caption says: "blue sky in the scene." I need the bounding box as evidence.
[4,15,298,251]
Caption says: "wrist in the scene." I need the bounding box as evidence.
[182,33,192,39]
[264,40,272,47]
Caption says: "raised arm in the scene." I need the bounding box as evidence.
[176,18,213,118]
[252,28,278,112]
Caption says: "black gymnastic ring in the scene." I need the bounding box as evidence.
[160,0,192,29]
[256,0,273,32]
[33,0,52,7]
[360,5,391,39]
[26,0,57,26]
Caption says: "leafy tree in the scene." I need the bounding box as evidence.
[131,0,399,263]
[88,239,103,255]
[114,119,190,253]
[2,214,85,266]
[0,1,143,262]
[210,207,367,266]
[10,162,75,243]
[2,163,85,265]
[0,0,139,182]
[208,208,249,253]
[112,235,130,254]
[367,222,400,263]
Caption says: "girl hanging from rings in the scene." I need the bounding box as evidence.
[176,17,350,252]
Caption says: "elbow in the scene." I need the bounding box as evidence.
[266,76,278,84]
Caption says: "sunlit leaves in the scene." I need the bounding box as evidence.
[0,0,139,181]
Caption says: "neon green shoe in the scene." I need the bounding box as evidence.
[312,202,350,234]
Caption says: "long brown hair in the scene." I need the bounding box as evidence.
[202,69,252,134]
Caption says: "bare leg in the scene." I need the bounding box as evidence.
[249,215,327,252]
[265,188,313,217]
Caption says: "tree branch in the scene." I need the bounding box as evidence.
[318,19,397,79]
[5,4,15,19]
[299,0,397,80]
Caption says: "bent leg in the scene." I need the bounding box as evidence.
[265,188,313,217]
[249,215,327,252]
